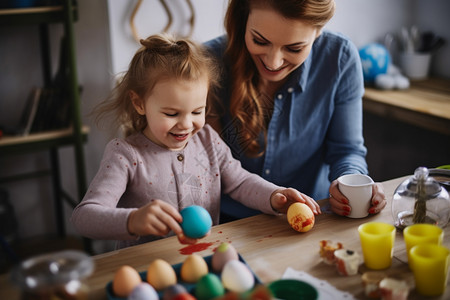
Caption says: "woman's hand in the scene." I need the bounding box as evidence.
[127,199,198,244]
[328,179,387,216]
[270,188,321,215]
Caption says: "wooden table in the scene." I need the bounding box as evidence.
[1,176,449,299]
[363,77,450,135]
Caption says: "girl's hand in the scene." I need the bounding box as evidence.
[328,180,387,216]
[127,199,198,244]
[270,188,320,215]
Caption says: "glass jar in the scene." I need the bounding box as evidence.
[392,167,450,229]
[10,250,94,300]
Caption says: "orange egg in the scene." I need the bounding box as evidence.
[147,259,177,290]
[180,254,208,283]
[287,203,315,232]
[112,265,142,297]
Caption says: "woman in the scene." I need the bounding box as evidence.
[206,0,386,219]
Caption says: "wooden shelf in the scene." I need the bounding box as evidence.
[0,0,90,252]
[363,78,450,135]
[0,4,77,25]
[0,126,89,153]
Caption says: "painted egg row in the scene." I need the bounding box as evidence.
[112,242,253,299]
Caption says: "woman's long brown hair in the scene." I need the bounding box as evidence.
[224,0,335,157]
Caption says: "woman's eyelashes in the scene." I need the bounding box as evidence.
[253,38,267,46]
[286,47,303,53]
[252,38,303,53]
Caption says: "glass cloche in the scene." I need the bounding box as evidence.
[11,250,93,300]
[392,167,450,229]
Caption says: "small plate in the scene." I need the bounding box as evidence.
[268,279,318,300]
[106,254,261,299]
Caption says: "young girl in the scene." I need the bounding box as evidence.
[71,34,320,249]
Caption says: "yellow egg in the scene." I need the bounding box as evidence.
[146,259,177,290]
[112,265,142,297]
[180,254,209,283]
[287,203,315,232]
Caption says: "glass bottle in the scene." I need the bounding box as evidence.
[10,250,94,300]
[392,167,450,229]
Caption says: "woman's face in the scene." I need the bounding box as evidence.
[245,6,320,85]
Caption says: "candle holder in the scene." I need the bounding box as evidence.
[392,167,450,230]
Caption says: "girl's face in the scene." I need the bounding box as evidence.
[132,77,208,151]
[245,6,320,85]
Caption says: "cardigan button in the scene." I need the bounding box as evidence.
[177,154,184,162]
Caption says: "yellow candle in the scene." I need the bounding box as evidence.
[358,222,396,269]
[403,223,443,262]
[409,244,450,296]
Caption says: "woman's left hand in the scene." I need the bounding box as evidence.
[368,182,387,214]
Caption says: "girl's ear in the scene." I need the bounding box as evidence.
[130,91,145,115]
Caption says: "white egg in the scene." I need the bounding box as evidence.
[375,74,395,90]
[128,282,158,300]
[221,260,255,293]
[394,75,410,89]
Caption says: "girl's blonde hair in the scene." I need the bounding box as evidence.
[94,34,219,136]
[224,0,335,157]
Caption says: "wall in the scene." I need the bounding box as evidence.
[0,0,449,255]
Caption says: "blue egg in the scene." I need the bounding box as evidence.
[359,43,391,83]
[180,206,212,238]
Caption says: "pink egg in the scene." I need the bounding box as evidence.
[212,242,238,272]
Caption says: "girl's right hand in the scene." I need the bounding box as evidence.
[127,199,197,244]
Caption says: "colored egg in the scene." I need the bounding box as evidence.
[146,259,177,290]
[112,265,142,298]
[287,203,315,232]
[211,242,239,272]
[180,206,212,238]
[195,273,225,300]
[221,260,255,293]
[181,254,209,283]
[173,294,196,300]
[162,284,189,300]
[128,282,158,300]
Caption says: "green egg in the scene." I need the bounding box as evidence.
[195,273,225,300]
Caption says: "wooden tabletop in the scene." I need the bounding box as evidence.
[363,77,450,135]
[1,175,449,299]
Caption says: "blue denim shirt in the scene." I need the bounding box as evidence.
[205,31,368,216]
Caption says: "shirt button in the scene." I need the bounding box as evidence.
[265,169,270,175]
[277,94,283,100]
[287,87,294,93]
[177,154,184,162]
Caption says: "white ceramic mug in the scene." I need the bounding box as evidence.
[398,52,432,80]
[338,174,374,218]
